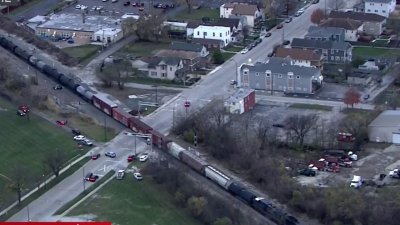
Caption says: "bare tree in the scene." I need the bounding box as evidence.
[285,114,319,149]
[135,12,166,42]
[8,164,31,204]
[43,149,67,177]
[176,0,195,13]
[121,17,137,36]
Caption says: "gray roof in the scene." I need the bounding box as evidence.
[226,88,254,104]
[305,26,345,39]
[241,58,320,78]
[329,11,386,22]
[170,42,204,52]
[365,0,392,3]
[291,38,352,50]
[369,110,400,127]
[143,56,181,68]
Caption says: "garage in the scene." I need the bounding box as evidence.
[368,110,400,143]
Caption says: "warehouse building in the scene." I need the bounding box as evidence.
[368,110,400,144]
[35,13,123,44]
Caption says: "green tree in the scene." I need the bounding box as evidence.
[212,49,224,65]
[187,196,208,217]
[213,217,233,225]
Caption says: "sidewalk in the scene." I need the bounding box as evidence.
[124,82,187,91]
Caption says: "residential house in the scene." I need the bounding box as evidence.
[347,72,373,85]
[154,42,209,71]
[224,88,256,114]
[305,26,345,42]
[220,2,263,27]
[191,38,225,49]
[291,38,353,63]
[193,25,231,47]
[186,21,201,38]
[237,57,323,94]
[213,18,242,42]
[364,0,396,17]
[138,56,183,80]
[274,47,324,68]
[329,11,386,36]
[320,18,363,42]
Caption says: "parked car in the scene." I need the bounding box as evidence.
[138,6,144,11]
[105,151,116,158]
[91,153,100,160]
[53,85,62,90]
[277,24,283,29]
[19,105,30,113]
[139,154,149,162]
[363,94,370,100]
[116,170,125,180]
[72,129,81,136]
[56,120,67,126]
[267,52,274,57]
[73,135,86,141]
[240,48,249,54]
[230,80,237,85]
[283,40,290,45]
[75,4,81,9]
[350,175,363,188]
[123,1,130,6]
[127,155,135,162]
[133,172,143,180]
[285,17,293,23]
[85,173,99,182]
[132,2,137,6]
[255,38,262,44]
[389,169,400,178]
[298,168,316,177]
[295,9,304,17]
[79,138,93,146]
[265,32,271,37]
[17,110,26,116]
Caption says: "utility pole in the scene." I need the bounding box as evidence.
[104,115,107,141]
[134,135,137,155]
[27,205,30,221]
[82,167,86,192]
[172,104,175,129]
[155,86,158,104]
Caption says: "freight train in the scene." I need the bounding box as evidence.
[0,36,299,225]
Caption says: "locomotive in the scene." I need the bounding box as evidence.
[0,36,299,225]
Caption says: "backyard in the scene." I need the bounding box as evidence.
[68,178,203,225]
[174,8,219,21]
[0,98,85,211]
[353,47,400,58]
[62,44,101,64]
[113,41,170,58]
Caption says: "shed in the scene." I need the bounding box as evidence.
[224,88,256,114]
[368,110,400,143]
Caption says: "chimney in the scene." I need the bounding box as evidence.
[82,12,86,24]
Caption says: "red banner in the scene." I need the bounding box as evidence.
[0,223,111,225]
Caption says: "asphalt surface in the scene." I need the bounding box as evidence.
[10,0,62,21]
[5,0,364,223]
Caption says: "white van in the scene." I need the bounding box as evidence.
[350,175,362,188]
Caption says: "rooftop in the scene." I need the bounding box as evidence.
[37,13,121,32]
[329,11,386,22]
[213,18,240,32]
[194,25,231,31]
[240,57,321,78]
[226,88,254,104]
[291,38,352,50]
[141,56,182,68]
[224,3,258,16]
[320,18,363,30]
[305,26,345,39]
[365,0,392,3]
[369,110,400,127]
[275,47,323,61]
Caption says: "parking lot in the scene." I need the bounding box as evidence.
[62,0,176,17]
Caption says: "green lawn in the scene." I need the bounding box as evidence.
[221,52,235,61]
[289,103,333,111]
[68,178,203,225]
[0,98,85,211]
[114,41,170,58]
[352,47,400,58]
[224,45,244,52]
[62,44,101,64]
[174,8,219,21]
[8,0,43,17]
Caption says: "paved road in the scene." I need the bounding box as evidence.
[9,0,61,21]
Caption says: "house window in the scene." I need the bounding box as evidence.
[243,70,249,75]
[383,10,386,13]
[278,74,282,78]
[213,32,215,37]
[255,72,260,76]
[151,71,157,76]
[220,33,222,37]
[266,73,270,77]
[335,56,340,61]
[197,31,200,36]
[331,56,334,60]
[375,10,378,12]
[288,75,293,79]
[367,9,371,12]
[331,49,334,54]
[162,73,167,77]
[161,65,167,70]
[170,66,172,71]
[203,32,207,37]
[296,75,300,79]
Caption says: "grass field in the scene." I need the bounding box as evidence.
[289,103,333,111]
[352,47,400,58]
[174,8,219,21]
[0,98,86,211]
[221,52,235,61]
[224,45,244,52]
[114,41,170,58]
[63,44,101,64]
[68,178,202,225]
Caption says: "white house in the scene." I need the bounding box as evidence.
[193,25,231,47]
[364,0,395,17]
[93,28,124,43]
[320,18,363,42]
[219,2,262,27]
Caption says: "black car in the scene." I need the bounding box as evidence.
[267,52,274,57]
[123,1,130,6]
[272,123,284,128]
[283,40,290,45]
[265,32,271,37]
[255,38,262,44]
[17,110,26,116]
[53,85,62,90]
[299,168,316,177]
[72,129,81,136]
[251,42,257,48]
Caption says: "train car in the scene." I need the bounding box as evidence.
[59,74,79,90]
[129,116,153,134]
[227,182,245,196]
[112,107,133,127]
[36,61,46,71]
[149,129,168,149]
[28,55,39,66]
[3,39,17,51]
[14,47,31,60]
[43,65,61,80]
[92,93,118,116]
[180,151,208,174]
[167,142,186,159]
[204,166,233,189]
[237,189,257,205]
[76,83,96,102]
